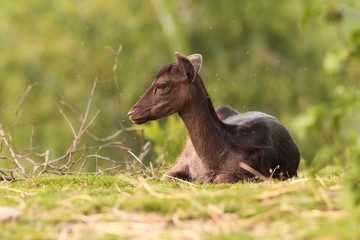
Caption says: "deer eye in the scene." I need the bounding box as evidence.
[156,83,168,89]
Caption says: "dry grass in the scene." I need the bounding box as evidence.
[0,171,355,240]
[0,48,357,240]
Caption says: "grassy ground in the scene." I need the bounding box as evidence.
[0,169,357,240]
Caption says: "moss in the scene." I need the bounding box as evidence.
[0,170,354,239]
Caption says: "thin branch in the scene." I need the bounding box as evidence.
[1,73,151,179]
[36,150,50,177]
[162,174,199,187]
[0,124,27,177]
[57,104,77,138]
[128,150,152,173]
[58,99,80,117]
[29,120,36,152]
[106,45,123,108]
[38,142,130,167]
[239,162,267,181]
[67,78,98,156]
[85,128,139,142]
[98,164,124,173]
[12,82,38,124]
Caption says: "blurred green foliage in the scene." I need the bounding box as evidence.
[0,0,359,179]
[135,115,186,165]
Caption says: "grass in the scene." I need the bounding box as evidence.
[0,168,358,240]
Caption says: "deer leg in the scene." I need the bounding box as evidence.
[212,173,239,183]
[161,169,191,181]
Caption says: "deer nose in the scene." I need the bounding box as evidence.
[127,109,137,118]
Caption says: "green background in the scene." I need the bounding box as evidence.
[0,0,359,173]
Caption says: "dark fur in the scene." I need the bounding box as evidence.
[129,53,300,183]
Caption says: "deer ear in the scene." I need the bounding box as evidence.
[187,54,202,73]
[175,52,196,82]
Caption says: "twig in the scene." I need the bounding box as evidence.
[41,142,130,167]
[0,170,15,181]
[138,141,151,162]
[41,78,102,168]
[86,128,138,142]
[57,104,77,138]
[78,152,88,173]
[67,78,99,157]
[85,154,123,165]
[162,174,199,187]
[29,120,36,152]
[239,162,267,181]
[106,45,123,107]
[269,165,280,180]
[1,73,152,178]
[36,150,50,177]
[128,150,152,173]
[12,82,38,124]
[0,186,35,197]
[0,175,14,181]
[43,170,100,175]
[98,164,124,174]
[0,123,27,178]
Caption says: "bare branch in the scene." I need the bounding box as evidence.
[12,82,38,124]
[86,128,139,142]
[0,123,27,178]
[1,71,152,179]
[67,78,99,156]
[106,45,123,108]
[128,150,152,173]
[57,104,77,138]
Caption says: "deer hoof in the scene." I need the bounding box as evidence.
[161,171,191,181]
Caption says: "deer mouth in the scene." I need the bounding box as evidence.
[131,117,149,124]
[128,109,150,124]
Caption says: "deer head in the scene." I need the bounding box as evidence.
[128,52,203,124]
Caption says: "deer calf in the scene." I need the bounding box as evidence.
[128,52,300,183]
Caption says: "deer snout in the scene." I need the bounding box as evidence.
[127,109,137,118]
[128,108,147,124]
[128,104,152,124]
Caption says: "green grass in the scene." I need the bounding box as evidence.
[0,169,358,240]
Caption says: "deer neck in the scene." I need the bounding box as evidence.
[178,77,228,169]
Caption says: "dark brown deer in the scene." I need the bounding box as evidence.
[128,52,300,183]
